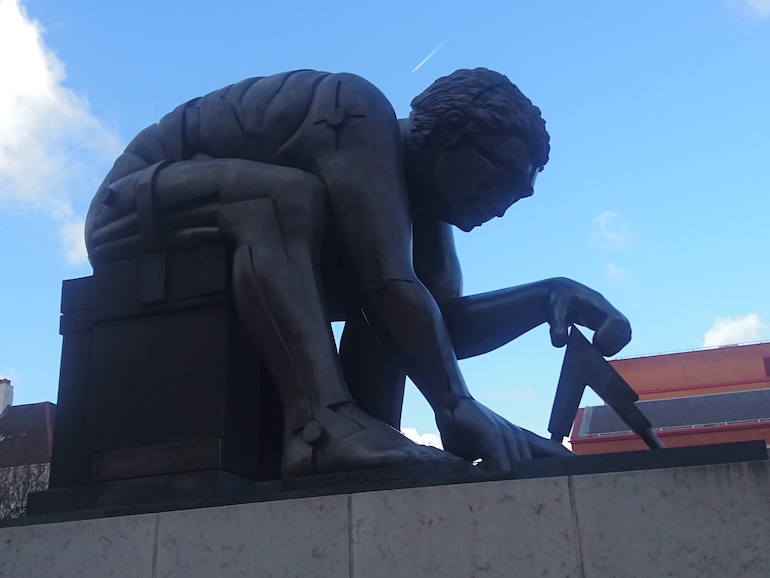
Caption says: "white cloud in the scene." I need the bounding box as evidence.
[702,313,769,347]
[60,218,88,265]
[401,427,443,449]
[729,0,770,18]
[605,262,631,285]
[589,211,638,250]
[0,0,121,264]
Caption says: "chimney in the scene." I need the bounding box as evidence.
[0,378,12,413]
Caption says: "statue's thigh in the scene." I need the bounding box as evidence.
[90,158,326,263]
[152,158,320,205]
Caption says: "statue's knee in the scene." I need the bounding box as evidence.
[218,198,280,247]
[276,171,326,219]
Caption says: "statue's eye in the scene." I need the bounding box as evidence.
[469,140,508,169]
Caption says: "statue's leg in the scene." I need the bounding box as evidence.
[87,159,459,476]
[339,309,406,429]
[169,160,459,476]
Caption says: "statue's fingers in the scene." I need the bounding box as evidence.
[548,295,570,348]
[498,427,523,465]
[593,315,632,357]
[470,434,506,472]
[522,429,574,458]
[513,429,533,461]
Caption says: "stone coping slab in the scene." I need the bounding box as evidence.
[12,439,767,525]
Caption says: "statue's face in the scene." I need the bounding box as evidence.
[428,134,538,231]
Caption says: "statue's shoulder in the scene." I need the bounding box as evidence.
[306,71,396,122]
[250,70,387,99]
[228,70,333,100]
[318,71,390,100]
[188,70,389,114]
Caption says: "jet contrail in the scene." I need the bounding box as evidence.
[412,35,454,72]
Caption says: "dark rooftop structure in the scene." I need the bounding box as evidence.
[570,342,770,454]
[0,403,56,468]
[576,389,770,437]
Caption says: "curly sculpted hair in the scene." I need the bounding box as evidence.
[410,68,550,169]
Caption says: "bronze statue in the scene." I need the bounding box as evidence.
[84,69,631,477]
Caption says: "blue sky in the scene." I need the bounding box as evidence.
[2,0,769,444]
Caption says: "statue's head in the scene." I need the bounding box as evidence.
[410,68,550,171]
[408,68,550,231]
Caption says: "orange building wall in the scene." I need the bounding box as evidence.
[609,342,770,400]
[570,342,770,455]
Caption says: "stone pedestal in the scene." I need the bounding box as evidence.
[4,459,770,577]
[33,244,284,515]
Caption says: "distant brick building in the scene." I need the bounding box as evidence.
[569,342,770,455]
[0,401,56,519]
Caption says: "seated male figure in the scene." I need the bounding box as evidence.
[86,68,631,476]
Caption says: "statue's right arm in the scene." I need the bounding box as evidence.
[309,75,574,468]
[412,213,463,305]
[310,74,472,410]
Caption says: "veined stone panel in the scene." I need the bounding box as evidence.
[2,460,769,577]
[154,494,350,578]
[573,461,770,578]
[350,476,581,578]
[0,513,156,578]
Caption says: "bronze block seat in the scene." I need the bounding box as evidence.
[28,244,283,515]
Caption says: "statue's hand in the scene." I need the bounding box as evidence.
[436,398,572,471]
[546,277,631,357]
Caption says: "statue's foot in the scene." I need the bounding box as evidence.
[281,402,464,478]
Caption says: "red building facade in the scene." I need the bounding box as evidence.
[569,342,770,455]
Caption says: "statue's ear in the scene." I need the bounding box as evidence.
[436,109,468,146]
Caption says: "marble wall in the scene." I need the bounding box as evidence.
[2,461,769,577]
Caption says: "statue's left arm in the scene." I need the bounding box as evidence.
[413,217,631,359]
[440,278,631,359]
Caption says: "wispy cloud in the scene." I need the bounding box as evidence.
[729,0,770,18]
[0,0,121,265]
[605,262,631,285]
[702,313,768,347]
[60,217,89,265]
[589,211,638,250]
[401,427,443,449]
